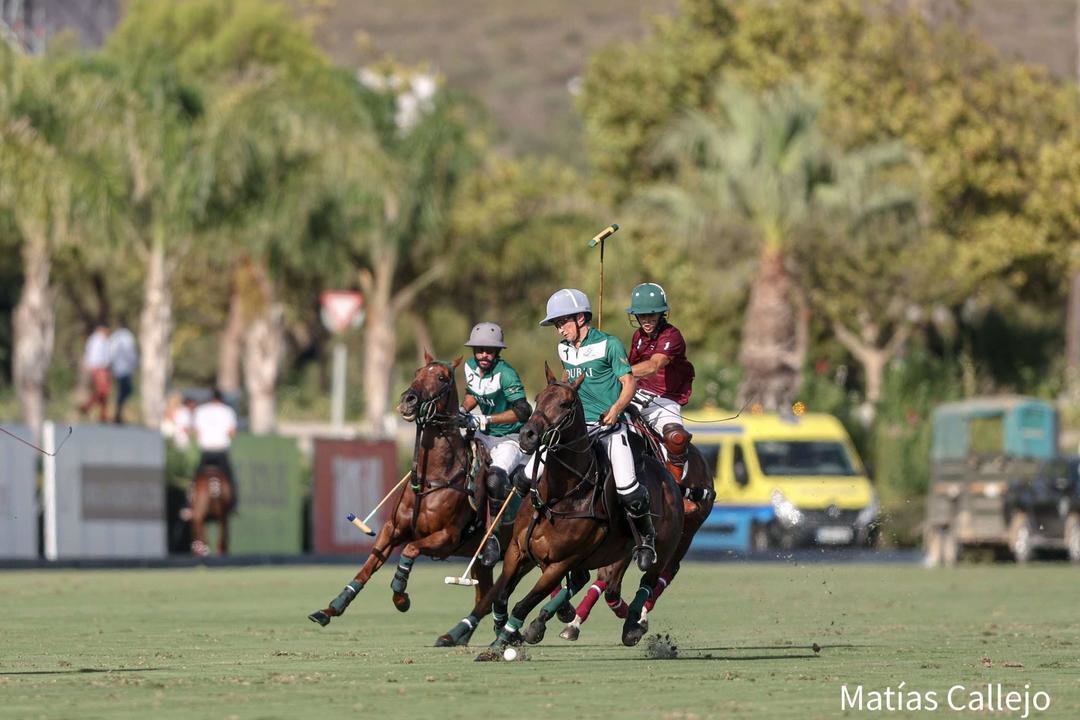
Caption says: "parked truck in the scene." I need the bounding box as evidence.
[923,395,1058,566]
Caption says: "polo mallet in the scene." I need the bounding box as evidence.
[444,489,519,586]
[587,223,619,329]
[346,471,410,536]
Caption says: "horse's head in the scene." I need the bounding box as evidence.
[519,361,585,454]
[398,351,462,423]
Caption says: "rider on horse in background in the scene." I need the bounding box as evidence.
[460,322,533,567]
[192,388,238,503]
[626,282,696,483]
[522,288,658,570]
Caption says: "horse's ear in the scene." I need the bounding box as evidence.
[544,361,557,385]
[571,372,585,391]
[451,356,463,369]
[423,350,434,365]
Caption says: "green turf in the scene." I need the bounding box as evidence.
[1,562,1077,719]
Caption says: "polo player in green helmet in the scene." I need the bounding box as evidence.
[460,322,532,566]
[626,282,695,484]
[520,288,657,570]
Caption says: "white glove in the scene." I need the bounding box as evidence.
[476,414,490,432]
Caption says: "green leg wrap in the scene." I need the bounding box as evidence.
[493,608,508,633]
[449,614,481,643]
[390,556,415,594]
[330,580,364,614]
[542,586,572,616]
[626,585,651,623]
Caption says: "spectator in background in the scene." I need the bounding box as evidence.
[108,323,138,424]
[79,324,112,423]
[161,392,194,449]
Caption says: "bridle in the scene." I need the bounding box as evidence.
[402,361,458,428]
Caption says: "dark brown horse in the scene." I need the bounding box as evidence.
[188,465,234,556]
[468,364,684,655]
[557,425,715,640]
[308,353,503,647]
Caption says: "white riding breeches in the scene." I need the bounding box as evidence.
[523,422,639,495]
[633,392,683,460]
[476,433,524,474]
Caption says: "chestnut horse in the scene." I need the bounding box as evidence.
[469,364,684,656]
[308,354,506,647]
[188,464,234,556]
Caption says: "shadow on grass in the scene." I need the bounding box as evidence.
[0,667,162,676]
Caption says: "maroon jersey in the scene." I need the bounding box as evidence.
[629,323,694,405]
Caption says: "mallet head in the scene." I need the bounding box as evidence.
[444,576,480,586]
[346,512,376,537]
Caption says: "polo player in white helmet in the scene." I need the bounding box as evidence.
[460,322,533,566]
[518,288,657,570]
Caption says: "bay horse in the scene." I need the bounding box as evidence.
[308,353,506,647]
[188,463,235,556]
[468,363,684,655]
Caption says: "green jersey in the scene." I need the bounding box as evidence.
[557,327,631,423]
[464,357,526,437]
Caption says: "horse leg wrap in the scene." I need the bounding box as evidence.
[391,556,415,594]
[606,591,629,619]
[626,585,651,625]
[449,614,480,643]
[576,581,607,622]
[330,580,364,614]
[644,571,672,612]
[542,586,571,617]
[493,608,508,634]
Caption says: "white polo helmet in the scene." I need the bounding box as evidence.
[464,322,506,348]
[540,288,592,326]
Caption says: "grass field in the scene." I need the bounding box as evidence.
[2,561,1078,719]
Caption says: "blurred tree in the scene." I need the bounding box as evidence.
[650,82,831,410]
[582,0,1080,399]
[99,0,333,428]
[0,46,113,437]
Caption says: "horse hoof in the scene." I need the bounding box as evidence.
[308,611,331,627]
[555,600,576,624]
[434,634,455,647]
[523,618,547,645]
[622,623,646,647]
[392,592,411,613]
[559,625,580,641]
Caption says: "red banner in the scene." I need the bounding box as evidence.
[311,438,399,554]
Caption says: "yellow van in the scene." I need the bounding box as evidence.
[685,409,878,552]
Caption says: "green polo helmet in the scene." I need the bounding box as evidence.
[627,282,669,315]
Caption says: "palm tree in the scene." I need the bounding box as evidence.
[653,82,832,410]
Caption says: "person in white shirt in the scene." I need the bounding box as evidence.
[108,324,138,424]
[79,324,112,422]
[192,388,239,495]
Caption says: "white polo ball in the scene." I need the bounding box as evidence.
[502,646,518,661]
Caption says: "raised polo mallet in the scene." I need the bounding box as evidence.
[587,223,619,329]
[444,490,519,586]
[345,472,410,536]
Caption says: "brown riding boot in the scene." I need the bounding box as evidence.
[662,423,691,483]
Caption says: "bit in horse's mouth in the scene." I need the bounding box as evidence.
[401,410,417,422]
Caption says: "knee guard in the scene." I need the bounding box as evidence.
[511,465,532,496]
[485,467,509,501]
[661,424,691,463]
